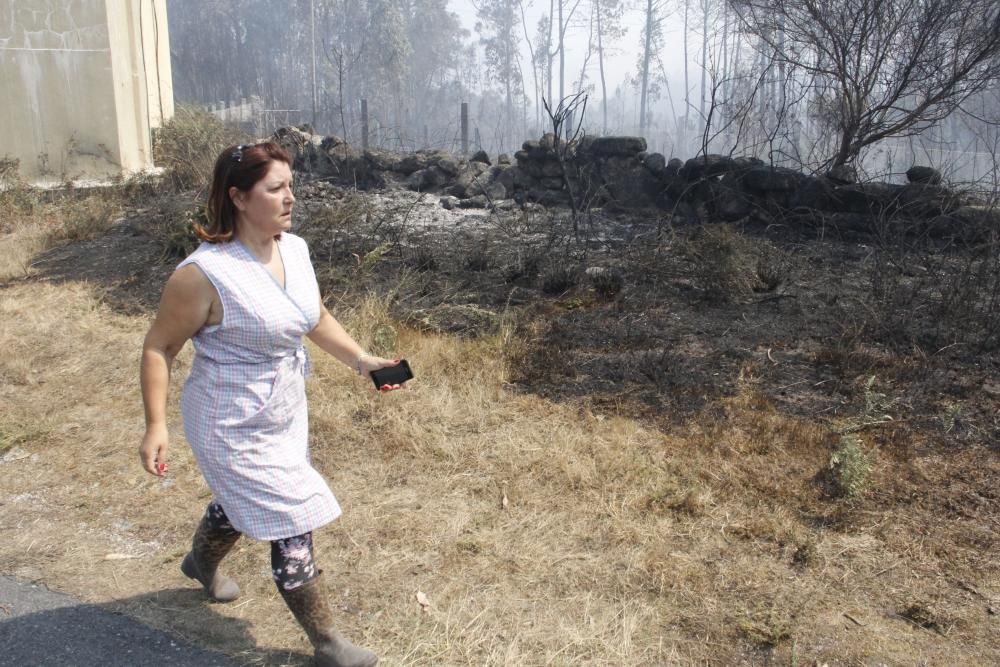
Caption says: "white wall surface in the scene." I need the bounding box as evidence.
[0,0,173,182]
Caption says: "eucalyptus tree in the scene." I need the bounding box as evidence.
[554,0,586,101]
[474,0,524,148]
[517,1,545,133]
[319,0,371,139]
[637,0,668,138]
[355,0,412,147]
[403,0,468,148]
[533,12,554,122]
[167,0,303,110]
[592,0,627,134]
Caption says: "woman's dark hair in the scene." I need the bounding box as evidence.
[198,141,292,243]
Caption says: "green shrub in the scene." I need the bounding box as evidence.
[153,105,250,191]
[57,194,120,242]
[541,265,579,295]
[158,204,203,260]
[0,158,42,223]
[683,224,754,302]
[829,434,870,499]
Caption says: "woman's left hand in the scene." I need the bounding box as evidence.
[359,355,408,392]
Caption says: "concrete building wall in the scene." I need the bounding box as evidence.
[0,0,173,183]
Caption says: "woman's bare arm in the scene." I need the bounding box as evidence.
[306,303,402,387]
[139,264,216,476]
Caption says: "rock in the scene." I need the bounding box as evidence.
[830,182,905,214]
[497,153,511,165]
[906,165,942,185]
[457,194,489,209]
[826,164,858,185]
[791,175,835,210]
[583,136,647,157]
[923,205,998,243]
[436,156,462,177]
[922,214,971,240]
[407,166,447,191]
[601,162,662,207]
[363,150,396,172]
[470,149,491,165]
[319,134,347,151]
[952,204,1000,228]
[397,149,449,174]
[273,127,350,177]
[520,140,550,160]
[451,161,489,189]
[466,173,507,200]
[493,167,523,193]
[710,177,751,221]
[519,160,545,180]
[743,166,804,192]
[439,196,458,210]
[681,154,735,180]
[896,183,960,217]
[272,125,314,154]
[732,156,765,171]
[541,159,564,178]
[480,180,508,201]
[496,165,534,192]
[449,162,506,200]
[644,153,667,174]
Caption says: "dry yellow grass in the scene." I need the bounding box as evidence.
[0,240,998,664]
[0,189,122,281]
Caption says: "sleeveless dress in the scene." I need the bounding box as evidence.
[177,233,342,541]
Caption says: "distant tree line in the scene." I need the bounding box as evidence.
[168,0,474,151]
[167,0,1000,181]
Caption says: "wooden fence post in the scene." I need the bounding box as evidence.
[461,102,469,156]
[361,99,369,151]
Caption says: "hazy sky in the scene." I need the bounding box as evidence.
[447,0,657,98]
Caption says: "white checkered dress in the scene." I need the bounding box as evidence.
[178,233,341,541]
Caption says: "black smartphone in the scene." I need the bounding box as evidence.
[370,359,414,389]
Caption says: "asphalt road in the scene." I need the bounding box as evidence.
[0,576,240,667]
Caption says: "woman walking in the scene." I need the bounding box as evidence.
[140,141,399,667]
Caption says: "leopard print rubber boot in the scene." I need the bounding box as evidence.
[180,514,241,602]
[279,573,378,667]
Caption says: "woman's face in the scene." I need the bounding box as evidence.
[231,160,295,236]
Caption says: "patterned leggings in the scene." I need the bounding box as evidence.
[203,501,317,591]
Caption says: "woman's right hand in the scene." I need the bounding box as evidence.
[359,355,408,392]
[139,424,169,476]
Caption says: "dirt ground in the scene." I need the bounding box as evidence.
[2,183,998,665]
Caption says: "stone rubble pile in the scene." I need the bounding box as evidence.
[273,125,993,242]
